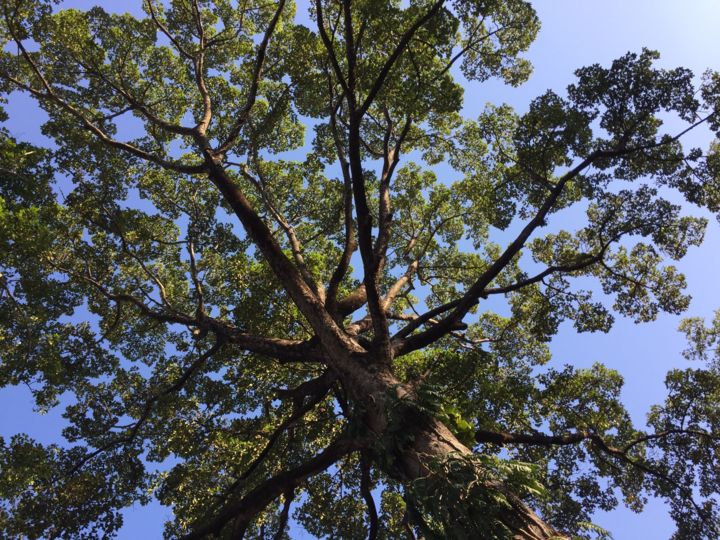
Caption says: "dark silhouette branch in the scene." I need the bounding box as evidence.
[273,489,294,540]
[375,113,412,268]
[326,94,358,315]
[221,371,336,500]
[206,164,364,359]
[181,436,365,539]
[239,160,323,298]
[66,338,224,476]
[483,241,614,297]
[59,264,326,363]
[315,0,350,96]
[215,0,287,155]
[360,451,379,540]
[358,0,445,116]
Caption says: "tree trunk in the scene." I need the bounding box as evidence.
[400,419,563,539]
[354,368,564,540]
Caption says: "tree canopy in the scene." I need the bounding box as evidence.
[0,0,719,538]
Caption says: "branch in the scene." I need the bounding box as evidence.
[483,244,613,297]
[326,91,358,315]
[224,332,326,364]
[205,163,364,358]
[274,369,338,405]
[335,208,467,322]
[383,261,419,312]
[222,371,336,498]
[360,451,379,540]
[433,17,487,79]
[315,0,350,96]
[189,0,213,135]
[67,339,224,476]
[375,113,412,267]
[620,428,716,453]
[392,169,577,356]
[330,294,368,328]
[0,10,204,173]
[344,261,424,337]
[347,114,388,359]
[62,264,326,363]
[68,49,198,139]
[433,20,524,82]
[402,510,418,540]
[145,0,194,60]
[1,71,204,174]
[205,0,250,48]
[181,436,364,539]
[475,429,592,446]
[114,231,181,313]
[341,2,445,360]
[239,160,323,299]
[475,426,720,534]
[342,0,357,100]
[391,295,463,343]
[392,115,716,357]
[589,435,718,534]
[187,239,206,318]
[215,0,287,155]
[272,489,294,540]
[358,0,445,116]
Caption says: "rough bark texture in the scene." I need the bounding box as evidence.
[400,422,563,539]
[337,366,565,540]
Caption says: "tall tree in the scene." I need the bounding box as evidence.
[0,0,719,538]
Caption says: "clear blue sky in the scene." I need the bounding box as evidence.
[1,1,719,538]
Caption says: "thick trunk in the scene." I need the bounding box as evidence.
[351,368,563,540]
[398,419,563,539]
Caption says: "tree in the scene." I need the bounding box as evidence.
[0,0,719,537]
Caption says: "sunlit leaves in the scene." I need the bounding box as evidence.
[0,434,148,540]
[645,369,720,539]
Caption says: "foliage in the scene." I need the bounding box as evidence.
[0,0,719,538]
[406,452,546,540]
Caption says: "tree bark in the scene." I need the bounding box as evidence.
[396,417,563,539]
[345,367,564,540]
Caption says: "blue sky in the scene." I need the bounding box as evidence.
[1,1,719,538]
